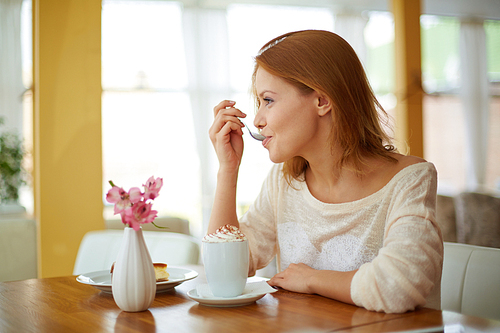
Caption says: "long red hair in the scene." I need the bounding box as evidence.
[252,30,396,183]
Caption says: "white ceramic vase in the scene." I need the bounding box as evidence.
[112,227,156,312]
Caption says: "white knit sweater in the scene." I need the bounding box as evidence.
[239,162,443,313]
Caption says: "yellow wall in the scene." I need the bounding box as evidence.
[33,0,104,278]
[392,0,424,157]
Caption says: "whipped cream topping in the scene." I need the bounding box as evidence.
[202,224,247,243]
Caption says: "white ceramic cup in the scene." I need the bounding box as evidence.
[202,239,249,297]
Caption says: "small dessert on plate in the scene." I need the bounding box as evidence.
[111,262,170,282]
[153,263,170,281]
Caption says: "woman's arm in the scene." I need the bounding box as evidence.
[268,263,357,305]
[208,167,240,234]
[207,100,246,234]
[268,217,441,312]
[351,216,443,313]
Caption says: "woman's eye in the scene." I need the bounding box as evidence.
[263,98,273,105]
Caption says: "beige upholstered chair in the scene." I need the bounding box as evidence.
[454,192,500,248]
[436,194,457,242]
[73,230,200,275]
[441,242,500,321]
[105,216,191,235]
[0,217,37,282]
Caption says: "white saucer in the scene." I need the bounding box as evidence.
[76,267,198,294]
[187,287,276,307]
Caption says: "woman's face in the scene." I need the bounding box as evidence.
[254,67,329,163]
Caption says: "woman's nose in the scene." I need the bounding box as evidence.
[254,108,266,130]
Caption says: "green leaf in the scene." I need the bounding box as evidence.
[151,221,168,229]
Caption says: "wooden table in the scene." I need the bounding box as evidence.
[1,265,499,333]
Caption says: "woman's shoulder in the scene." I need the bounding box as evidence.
[371,154,435,191]
[387,154,436,184]
[386,153,433,173]
[394,154,427,169]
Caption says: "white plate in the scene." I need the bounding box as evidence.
[187,288,276,307]
[76,267,198,294]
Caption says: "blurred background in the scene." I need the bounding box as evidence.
[0,0,499,277]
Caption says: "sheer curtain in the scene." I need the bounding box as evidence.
[334,10,368,65]
[182,7,231,235]
[101,1,203,236]
[0,0,24,135]
[459,18,490,191]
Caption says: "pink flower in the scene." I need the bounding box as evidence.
[120,201,158,231]
[143,176,163,200]
[107,176,162,229]
[106,186,142,214]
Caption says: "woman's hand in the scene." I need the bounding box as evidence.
[209,100,246,170]
[268,263,317,294]
[268,263,356,305]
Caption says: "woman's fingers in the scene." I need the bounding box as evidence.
[209,100,247,168]
[213,100,246,119]
[210,100,246,142]
[217,120,244,139]
[209,115,243,144]
[213,100,235,117]
[267,263,316,294]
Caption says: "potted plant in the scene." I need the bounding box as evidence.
[0,116,26,210]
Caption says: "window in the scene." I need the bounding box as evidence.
[363,13,500,194]
[420,15,463,193]
[365,11,395,96]
[19,0,33,213]
[364,11,397,125]
[486,20,500,83]
[421,15,500,193]
[485,20,500,191]
[101,1,202,234]
[421,15,460,94]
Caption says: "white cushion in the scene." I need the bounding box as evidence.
[461,248,500,320]
[441,242,500,320]
[441,242,473,313]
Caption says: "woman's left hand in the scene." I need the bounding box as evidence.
[268,263,317,294]
[268,263,357,304]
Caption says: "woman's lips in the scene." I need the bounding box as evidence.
[262,136,272,147]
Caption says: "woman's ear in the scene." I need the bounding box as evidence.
[317,95,332,116]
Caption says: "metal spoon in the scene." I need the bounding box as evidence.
[240,120,265,141]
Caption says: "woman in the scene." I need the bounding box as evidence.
[208,30,443,313]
